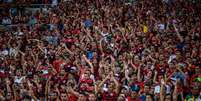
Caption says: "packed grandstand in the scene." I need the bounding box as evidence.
[0,0,201,101]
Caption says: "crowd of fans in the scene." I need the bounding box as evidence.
[0,0,55,4]
[0,0,201,101]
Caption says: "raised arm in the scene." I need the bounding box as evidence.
[5,78,11,93]
[148,55,157,64]
[110,55,116,72]
[160,79,165,101]
[80,36,86,43]
[176,64,185,75]
[36,43,45,53]
[130,59,137,70]
[85,29,94,41]
[22,62,27,75]
[20,51,26,66]
[173,24,184,42]
[165,69,177,83]
[12,84,17,101]
[45,76,51,101]
[82,54,94,74]
[27,80,37,101]
[123,61,130,81]
[99,39,104,55]
[16,40,22,50]
[153,70,158,84]
[97,73,110,93]
[55,85,61,100]
[62,43,74,55]
[137,63,142,82]
[36,62,42,71]
[7,38,12,48]
[68,87,80,97]
[30,50,36,64]
[173,79,178,101]
[111,74,120,94]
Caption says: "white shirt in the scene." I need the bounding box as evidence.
[165,85,171,94]
[158,24,165,30]
[154,85,160,94]
[52,0,58,6]
[101,32,109,37]
[42,70,49,74]
[168,54,176,64]
[2,18,11,25]
[0,49,9,56]
[14,31,24,36]
[14,76,25,84]
[9,48,18,57]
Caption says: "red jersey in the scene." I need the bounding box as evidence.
[53,60,64,73]
[68,94,78,101]
[127,96,142,101]
[102,91,118,101]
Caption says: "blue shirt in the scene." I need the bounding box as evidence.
[84,19,93,27]
[28,17,37,26]
[86,51,93,60]
[140,95,146,101]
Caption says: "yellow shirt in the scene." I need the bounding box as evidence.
[143,25,148,33]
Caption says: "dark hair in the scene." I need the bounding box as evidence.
[146,94,154,100]
[165,94,172,101]
[23,95,32,100]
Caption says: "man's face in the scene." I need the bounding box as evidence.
[61,93,67,101]
[144,86,150,93]
[84,71,90,79]
[191,82,200,95]
[147,71,152,78]
[16,70,21,76]
[108,83,114,92]
[131,91,138,98]
[103,27,107,33]
[88,94,96,101]
[169,63,174,68]
[146,95,152,101]
[117,95,125,101]
[195,67,200,74]
[6,92,12,100]
[131,75,137,82]
[121,88,129,95]
[78,95,86,101]
[159,55,164,61]
[48,92,57,100]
